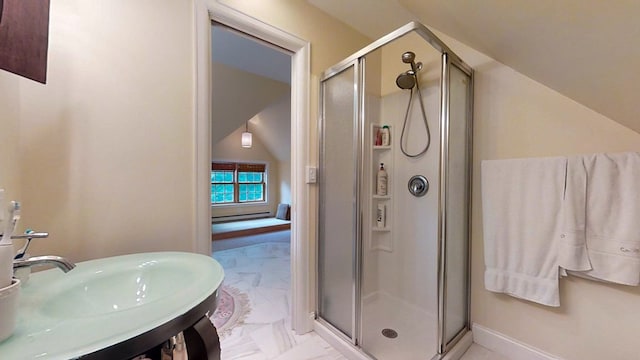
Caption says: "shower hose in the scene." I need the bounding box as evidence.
[400,84,431,158]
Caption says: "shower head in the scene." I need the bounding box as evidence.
[397,51,424,90]
[396,70,415,90]
[401,51,416,64]
[401,51,423,76]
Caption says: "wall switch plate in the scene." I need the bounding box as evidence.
[305,166,317,184]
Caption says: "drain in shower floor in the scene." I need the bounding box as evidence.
[381,328,398,339]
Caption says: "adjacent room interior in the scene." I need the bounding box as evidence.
[210,24,292,250]
[209,23,304,356]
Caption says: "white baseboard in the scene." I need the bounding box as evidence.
[472,324,563,360]
[211,212,271,223]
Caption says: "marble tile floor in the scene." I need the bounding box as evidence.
[213,241,346,359]
[212,238,508,360]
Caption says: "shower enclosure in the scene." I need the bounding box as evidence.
[317,22,473,359]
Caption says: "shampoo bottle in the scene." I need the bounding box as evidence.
[380,125,390,146]
[376,163,388,196]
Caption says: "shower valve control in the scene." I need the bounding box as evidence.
[408,175,429,197]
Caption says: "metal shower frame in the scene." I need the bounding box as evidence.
[317,21,474,358]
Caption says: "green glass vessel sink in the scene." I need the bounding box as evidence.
[0,252,224,359]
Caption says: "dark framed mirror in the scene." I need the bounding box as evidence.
[0,0,51,83]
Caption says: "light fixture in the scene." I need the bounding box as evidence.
[241,121,252,148]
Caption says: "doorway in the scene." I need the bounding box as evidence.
[210,23,292,247]
[196,2,313,339]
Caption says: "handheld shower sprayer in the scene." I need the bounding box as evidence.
[396,51,431,158]
[401,51,423,75]
[401,51,415,64]
[396,52,424,90]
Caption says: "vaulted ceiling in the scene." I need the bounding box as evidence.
[308,0,640,134]
[211,25,291,153]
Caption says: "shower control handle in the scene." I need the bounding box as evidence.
[408,175,429,197]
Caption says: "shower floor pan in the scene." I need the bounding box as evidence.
[361,291,437,359]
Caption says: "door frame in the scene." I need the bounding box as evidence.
[194,0,313,334]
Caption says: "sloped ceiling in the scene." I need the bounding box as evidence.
[250,94,291,162]
[212,25,291,84]
[308,0,640,134]
[211,62,289,144]
[211,25,291,148]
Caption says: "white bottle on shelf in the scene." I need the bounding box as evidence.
[376,163,388,196]
[376,203,386,228]
[380,125,390,146]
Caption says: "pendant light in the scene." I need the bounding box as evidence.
[241,121,252,148]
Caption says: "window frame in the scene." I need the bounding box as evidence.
[211,162,267,205]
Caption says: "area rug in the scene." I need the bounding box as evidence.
[211,284,251,338]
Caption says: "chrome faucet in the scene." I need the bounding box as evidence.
[5,229,76,273]
[11,231,49,259]
[13,255,76,273]
[10,232,49,240]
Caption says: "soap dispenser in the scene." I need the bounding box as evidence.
[376,163,388,196]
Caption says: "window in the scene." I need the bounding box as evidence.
[211,162,266,204]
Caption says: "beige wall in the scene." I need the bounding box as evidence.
[431,30,640,359]
[249,95,292,206]
[211,125,280,218]
[0,72,21,208]
[2,0,369,263]
[278,160,291,206]
[13,0,195,261]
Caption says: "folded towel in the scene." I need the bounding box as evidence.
[564,152,640,285]
[481,157,567,307]
[558,156,592,275]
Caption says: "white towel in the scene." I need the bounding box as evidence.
[558,156,592,275]
[563,152,640,285]
[481,157,566,307]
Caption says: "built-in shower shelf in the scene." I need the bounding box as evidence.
[370,123,394,253]
[373,195,391,200]
[370,243,393,252]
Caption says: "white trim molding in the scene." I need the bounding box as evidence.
[194,0,213,257]
[194,0,313,334]
[472,323,563,360]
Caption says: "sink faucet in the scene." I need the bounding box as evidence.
[5,229,76,273]
[13,255,76,273]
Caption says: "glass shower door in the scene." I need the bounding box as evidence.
[318,63,359,340]
[442,61,472,349]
